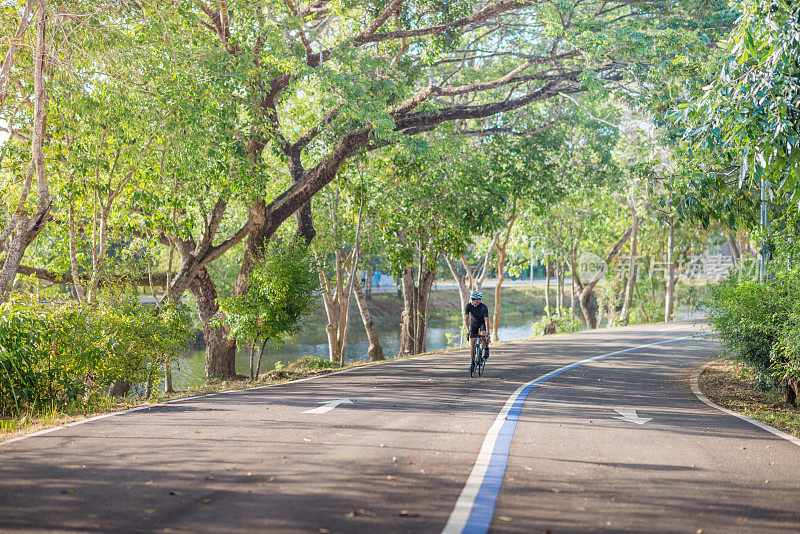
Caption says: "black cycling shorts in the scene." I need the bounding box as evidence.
[469,323,487,339]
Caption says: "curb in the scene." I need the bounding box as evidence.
[691,359,800,449]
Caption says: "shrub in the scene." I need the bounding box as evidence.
[532,314,581,337]
[706,263,800,390]
[0,292,191,418]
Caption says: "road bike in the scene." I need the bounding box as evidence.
[470,333,489,378]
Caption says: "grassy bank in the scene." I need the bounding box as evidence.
[698,358,800,438]
[0,352,442,442]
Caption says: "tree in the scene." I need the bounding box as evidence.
[0,0,51,301]
[676,0,800,199]
[219,238,318,380]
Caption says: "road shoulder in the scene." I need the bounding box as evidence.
[697,358,800,439]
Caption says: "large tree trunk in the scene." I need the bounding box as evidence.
[664,215,676,322]
[352,276,384,360]
[399,262,436,356]
[190,268,236,378]
[620,214,639,326]
[0,3,51,301]
[578,224,634,329]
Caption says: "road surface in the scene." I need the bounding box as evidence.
[2,321,799,533]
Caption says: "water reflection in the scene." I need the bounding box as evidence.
[172,312,540,390]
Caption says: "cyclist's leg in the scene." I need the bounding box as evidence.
[479,327,489,358]
[469,324,479,358]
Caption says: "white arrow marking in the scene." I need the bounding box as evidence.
[302,399,353,414]
[612,408,652,425]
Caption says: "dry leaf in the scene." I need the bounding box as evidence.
[399,510,420,517]
[143,509,156,514]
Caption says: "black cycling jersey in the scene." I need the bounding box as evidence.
[464,302,489,326]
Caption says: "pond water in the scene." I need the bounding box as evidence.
[171,310,542,390]
[170,304,705,390]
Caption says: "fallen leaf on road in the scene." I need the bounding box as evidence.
[345,509,376,518]
[61,488,77,494]
[205,476,215,480]
[85,514,97,519]
[316,529,330,533]
[225,465,237,471]
[386,475,395,480]
[194,430,201,434]
[143,509,156,514]
[498,516,512,522]
[738,517,746,522]
[407,460,414,465]
[399,510,420,517]
[201,499,212,504]
[765,480,770,484]
[551,489,560,493]
[696,529,705,533]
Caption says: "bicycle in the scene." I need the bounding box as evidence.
[470,333,489,378]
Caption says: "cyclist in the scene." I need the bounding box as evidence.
[464,290,491,360]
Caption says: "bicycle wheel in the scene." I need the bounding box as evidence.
[470,343,477,377]
[478,343,486,377]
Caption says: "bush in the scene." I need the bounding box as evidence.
[706,264,800,390]
[0,292,191,418]
[532,314,581,336]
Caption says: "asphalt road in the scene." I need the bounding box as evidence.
[2,321,799,533]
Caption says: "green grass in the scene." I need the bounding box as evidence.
[699,358,800,438]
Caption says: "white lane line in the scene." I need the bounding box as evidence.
[442,334,703,534]
[301,399,354,414]
[612,408,652,424]
[691,361,800,449]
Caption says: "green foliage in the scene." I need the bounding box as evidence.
[220,238,319,347]
[0,293,191,418]
[673,0,800,199]
[287,356,339,372]
[706,263,800,389]
[532,314,582,337]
